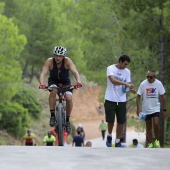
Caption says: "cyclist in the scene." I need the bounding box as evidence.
[51,128,68,146]
[43,131,56,146]
[22,129,36,146]
[39,46,82,133]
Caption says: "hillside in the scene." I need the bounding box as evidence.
[0,78,105,145]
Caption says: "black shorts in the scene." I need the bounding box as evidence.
[48,78,73,93]
[104,100,126,124]
[145,112,159,120]
[25,142,33,146]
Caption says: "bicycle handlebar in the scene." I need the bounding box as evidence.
[40,84,81,92]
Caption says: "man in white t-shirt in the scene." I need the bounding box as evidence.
[136,70,167,148]
[104,54,136,147]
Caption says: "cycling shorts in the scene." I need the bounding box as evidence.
[48,79,73,94]
[104,100,126,124]
[25,142,33,146]
[145,112,159,120]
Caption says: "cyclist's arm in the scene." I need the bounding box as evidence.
[39,58,51,84]
[67,58,81,83]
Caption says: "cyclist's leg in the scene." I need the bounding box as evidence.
[64,91,73,133]
[48,79,57,127]
[65,92,73,117]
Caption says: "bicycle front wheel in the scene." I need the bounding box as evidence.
[56,104,64,146]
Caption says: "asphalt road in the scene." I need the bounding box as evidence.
[0,146,170,170]
[85,131,146,147]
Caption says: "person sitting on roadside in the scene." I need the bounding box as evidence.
[22,129,36,146]
[132,139,144,148]
[72,130,84,147]
[51,128,68,146]
[43,131,56,146]
[85,141,92,147]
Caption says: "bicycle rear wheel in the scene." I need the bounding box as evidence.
[56,104,64,146]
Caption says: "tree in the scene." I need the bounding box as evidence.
[0,13,26,102]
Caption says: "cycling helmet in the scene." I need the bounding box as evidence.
[27,129,31,133]
[78,123,82,127]
[53,46,66,56]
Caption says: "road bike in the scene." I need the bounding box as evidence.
[42,84,80,146]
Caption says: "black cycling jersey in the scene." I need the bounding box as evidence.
[48,57,71,86]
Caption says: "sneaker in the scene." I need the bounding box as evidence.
[154,139,160,148]
[49,117,55,127]
[148,143,154,148]
[106,136,112,147]
[65,122,72,133]
[115,141,123,147]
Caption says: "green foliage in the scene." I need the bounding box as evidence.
[0,13,26,102]
[127,117,145,133]
[0,1,5,14]
[1,0,86,79]
[12,88,42,119]
[0,102,30,137]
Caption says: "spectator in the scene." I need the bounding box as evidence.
[72,131,84,147]
[132,139,144,148]
[76,123,85,141]
[104,54,136,147]
[97,105,104,115]
[22,129,36,146]
[136,70,167,148]
[99,120,107,140]
[85,141,92,147]
[43,131,56,146]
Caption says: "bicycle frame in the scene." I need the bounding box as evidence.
[41,84,80,146]
[55,94,66,146]
[52,84,76,146]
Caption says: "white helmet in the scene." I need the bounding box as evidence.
[53,46,66,56]
[78,123,82,127]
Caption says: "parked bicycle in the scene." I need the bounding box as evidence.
[40,84,81,146]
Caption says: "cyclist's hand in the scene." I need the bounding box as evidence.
[39,84,46,89]
[75,82,82,88]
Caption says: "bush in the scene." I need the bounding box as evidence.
[0,102,30,137]
[12,89,42,119]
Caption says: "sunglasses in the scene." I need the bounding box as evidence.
[146,75,154,79]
